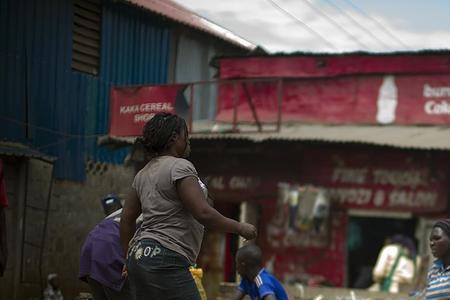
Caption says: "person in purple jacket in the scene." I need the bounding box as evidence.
[79,195,134,300]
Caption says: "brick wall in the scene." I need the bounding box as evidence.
[41,162,134,300]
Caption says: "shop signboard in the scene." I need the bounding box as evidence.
[216,74,450,125]
[300,148,449,213]
[109,84,188,136]
[203,149,448,213]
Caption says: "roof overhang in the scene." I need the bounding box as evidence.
[98,124,450,151]
[0,141,56,162]
[124,0,257,51]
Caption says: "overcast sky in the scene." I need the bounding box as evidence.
[177,0,450,53]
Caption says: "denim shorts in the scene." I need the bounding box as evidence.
[127,239,201,300]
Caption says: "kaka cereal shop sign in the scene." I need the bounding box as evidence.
[109,85,186,136]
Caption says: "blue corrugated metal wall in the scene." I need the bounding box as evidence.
[86,0,171,164]
[0,0,170,180]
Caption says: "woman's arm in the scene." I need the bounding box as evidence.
[120,189,142,255]
[176,176,257,240]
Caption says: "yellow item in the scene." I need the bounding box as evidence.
[190,267,207,300]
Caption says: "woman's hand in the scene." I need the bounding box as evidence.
[239,223,257,240]
[122,264,128,278]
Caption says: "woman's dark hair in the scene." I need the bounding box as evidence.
[236,244,263,268]
[135,112,187,156]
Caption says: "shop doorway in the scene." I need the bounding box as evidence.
[347,215,417,288]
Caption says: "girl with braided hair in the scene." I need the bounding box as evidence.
[120,112,257,300]
[426,219,450,299]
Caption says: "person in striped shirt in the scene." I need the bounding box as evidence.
[426,219,450,300]
[233,244,288,300]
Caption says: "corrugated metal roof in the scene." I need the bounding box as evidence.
[124,0,256,50]
[215,49,450,59]
[99,124,450,150]
[0,142,56,162]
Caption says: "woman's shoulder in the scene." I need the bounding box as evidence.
[134,157,197,177]
[172,157,195,166]
[170,157,197,174]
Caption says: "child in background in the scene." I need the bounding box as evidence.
[233,244,288,300]
[44,273,64,300]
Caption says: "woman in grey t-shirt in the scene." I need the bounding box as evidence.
[120,113,257,300]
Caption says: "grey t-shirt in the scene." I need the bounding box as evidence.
[132,156,204,265]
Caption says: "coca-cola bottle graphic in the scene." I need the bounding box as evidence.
[376,75,398,124]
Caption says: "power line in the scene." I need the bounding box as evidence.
[0,115,113,152]
[265,0,338,51]
[341,0,411,49]
[299,0,370,50]
[0,115,104,138]
[322,0,393,50]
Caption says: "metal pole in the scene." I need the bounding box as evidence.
[189,84,194,133]
[242,83,262,132]
[277,78,283,132]
[233,82,238,132]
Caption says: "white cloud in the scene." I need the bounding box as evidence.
[178,0,450,53]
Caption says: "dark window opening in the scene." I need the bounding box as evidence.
[72,0,101,75]
[347,216,417,288]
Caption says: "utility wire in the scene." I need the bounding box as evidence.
[341,0,411,49]
[265,0,338,51]
[0,115,104,138]
[299,0,370,50]
[0,115,115,152]
[322,0,393,50]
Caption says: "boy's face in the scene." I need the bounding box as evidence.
[235,256,248,279]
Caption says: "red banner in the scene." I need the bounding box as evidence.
[109,85,187,136]
[216,75,450,125]
[299,148,449,213]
